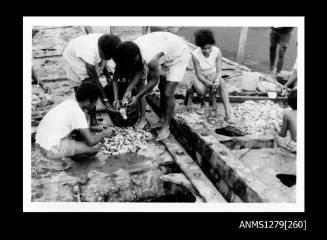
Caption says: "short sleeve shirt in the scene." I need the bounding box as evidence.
[36,97,88,150]
[192,46,221,75]
[134,32,188,65]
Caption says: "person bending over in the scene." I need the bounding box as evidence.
[62,33,121,126]
[114,32,191,141]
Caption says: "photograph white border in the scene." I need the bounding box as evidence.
[23,16,304,212]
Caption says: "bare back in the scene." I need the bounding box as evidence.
[285,110,297,142]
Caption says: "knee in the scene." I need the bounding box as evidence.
[197,89,206,97]
[278,48,287,58]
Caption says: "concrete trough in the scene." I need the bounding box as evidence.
[146,93,296,203]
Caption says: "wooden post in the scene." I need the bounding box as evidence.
[110,26,115,34]
[237,27,248,64]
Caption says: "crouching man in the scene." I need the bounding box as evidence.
[35,81,114,159]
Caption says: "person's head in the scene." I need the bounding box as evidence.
[113,41,143,78]
[75,80,101,112]
[288,90,297,110]
[98,34,121,60]
[194,28,216,57]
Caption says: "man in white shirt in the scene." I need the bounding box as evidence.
[63,33,121,126]
[113,32,191,141]
[36,81,114,159]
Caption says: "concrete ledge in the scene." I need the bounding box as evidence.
[146,93,294,202]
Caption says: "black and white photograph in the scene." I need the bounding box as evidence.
[23,17,304,212]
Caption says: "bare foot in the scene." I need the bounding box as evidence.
[156,127,170,141]
[224,116,236,124]
[151,121,163,130]
[134,119,147,129]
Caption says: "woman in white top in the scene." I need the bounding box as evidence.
[186,29,231,120]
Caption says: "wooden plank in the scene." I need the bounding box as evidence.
[236,27,248,64]
[218,96,287,103]
[146,109,227,202]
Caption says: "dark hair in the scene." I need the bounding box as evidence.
[98,34,121,60]
[288,90,297,110]
[194,29,216,48]
[114,41,143,78]
[75,80,101,102]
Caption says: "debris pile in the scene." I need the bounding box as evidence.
[230,100,290,136]
[98,127,153,155]
[32,92,54,110]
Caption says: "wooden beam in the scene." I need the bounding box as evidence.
[236,27,248,64]
[146,104,227,202]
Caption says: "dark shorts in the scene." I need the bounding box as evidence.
[270,29,292,48]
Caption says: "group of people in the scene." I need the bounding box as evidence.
[34,26,297,160]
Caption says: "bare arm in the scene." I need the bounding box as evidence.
[124,70,143,97]
[135,53,163,99]
[285,69,297,88]
[214,50,223,84]
[78,128,113,146]
[83,60,108,101]
[192,55,212,86]
[102,66,113,85]
[277,114,289,137]
[112,71,119,101]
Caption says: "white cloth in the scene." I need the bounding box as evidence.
[161,47,191,82]
[62,33,109,84]
[36,97,88,151]
[192,46,220,75]
[134,32,188,65]
[134,32,190,82]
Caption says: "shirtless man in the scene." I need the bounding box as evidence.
[274,90,297,152]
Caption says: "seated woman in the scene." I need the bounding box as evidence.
[185,29,231,121]
[35,81,114,159]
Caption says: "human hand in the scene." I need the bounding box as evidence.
[123,91,132,103]
[113,99,120,110]
[103,127,115,138]
[103,101,114,111]
[128,96,138,106]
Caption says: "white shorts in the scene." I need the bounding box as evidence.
[160,47,191,83]
[39,134,77,159]
[62,49,88,84]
